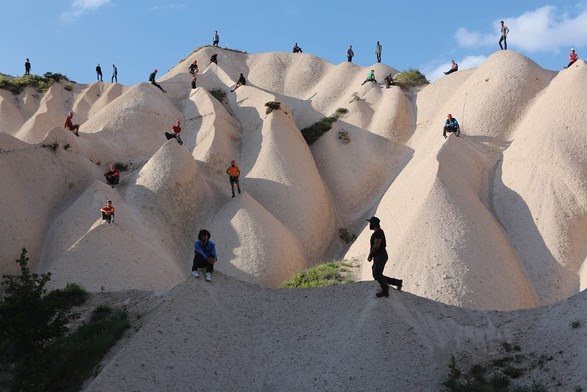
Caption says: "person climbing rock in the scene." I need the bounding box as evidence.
[96,64,103,81]
[384,73,395,88]
[443,113,460,138]
[231,73,246,92]
[64,112,80,136]
[111,64,118,83]
[226,160,241,197]
[164,120,183,145]
[100,200,115,224]
[189,60,198,74]
[347,45,354,62]
[499,21,509,50]
[191,73,197,89]
[149,69,165,92]
[361,70,377,85]
[566,48,579,68]
[375,41,382,63]
[212,30,220,47]
[444,60,458,75]
[366,216,402,297]
[293,43,303,53]
[24,58,31,75]
[104,164,120,186]
[191,229,217,282]
[210,54,218,65]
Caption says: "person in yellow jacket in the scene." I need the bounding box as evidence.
[226,160,241,197]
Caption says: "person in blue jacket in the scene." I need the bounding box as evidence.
[443,113,460,138]
[191,229,217,282]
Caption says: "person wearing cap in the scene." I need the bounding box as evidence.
[64,112,80,136]
[443,114,460,138]
[375,41,382,63]
[191,229,217,282]
[347,45,354,62]
[100,200,115,224]
[226,160,241,197]
[293,43,303,53]
[231,73,246,92]
[444,60,458,75]
[96,64,103,81]
[499,21,509,50]
[148,69,165,92]
[104,164,120,186]
[361,70,377,85]
[566,48,579,68]
[164,120,183,145]
[366,216,402,297]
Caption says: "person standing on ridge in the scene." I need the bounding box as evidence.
[164,120,183,145]
[64,111,80,136]
[293,43,303,53]
[24,58,31,75]
[366,216,402,298]
[189,60,198,74]
[347,45,354,62]
[231,73,246,92]
[375,41,382,63]
[191,229,217,282]
[565,48,578,68]
[149,69,165,92]
[111,64,118,83]
[100,200,115,224]
[213,30,220,47]
[499,21,509,50]
[443,113,460,138]
[226,160,241,197]
[210,54,218,65]
[104,164,120,186]
[96,64,103,81]
[444,60,458,75]
[361,70,377,85]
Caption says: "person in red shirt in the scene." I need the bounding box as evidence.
[104,164,120,186]
[566,48,579,68]
[100,200,115,224]
[64,112,80,136]
[164,120,183,145]
[226,160,241,197]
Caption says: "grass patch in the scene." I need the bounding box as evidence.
[0,72,72,95]
[334,107,348,116]
[114,162,129,171]
[42,141,60,153]
[300,116,337,145]
[338,228,357,244]
[46,283,90,308]
[210,88,227,103]
[64,84,73,91]
[265,101,281,114]
[63,143,71,150]
[503,365,523,379]
[393,69,429,89]
[282,261,354,288]
[570,319,582,328]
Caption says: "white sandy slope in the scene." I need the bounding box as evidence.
[85,276,587,392]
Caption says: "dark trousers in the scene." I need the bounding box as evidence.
[192,253,214,273]
[164,132,183,145]
[499,35,507,50]
[25,68,30,75]
[444,69,457,75]
[97,72,103,81]
[347,56,353,62]
[361,78,377,85]
[372,255,401,294]
[111,74,117,83]
[376,53,381,63]
[101,212,114,223]
[230,176,241,196]
[443,125,460,137]
[567,60,577,68]
[105,175,119,185]
[151,81,165,92]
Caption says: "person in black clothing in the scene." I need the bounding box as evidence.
[293,43,303,53]
[384,73,395,88]
[191,73,197,89]
[231,73,246,92]
[347,45,354,62]
[189,60,198,74]
[444,60,458,75]
[111,64,118,83]
[366,216,402,297]
[96,64,103,81]
[149,69,165,92]
[210,54,218,65]
[25,58,31,75]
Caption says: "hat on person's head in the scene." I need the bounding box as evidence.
[366,216,380,225]
[571,48,575,51]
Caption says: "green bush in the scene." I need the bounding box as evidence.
[334,107,348,116]
[42,141,60,153]
[300,116,337,145]
[393,69,429,89]
[210,88,226,103]
[282,261,354,288]
[338,228,357,244]
[570,319,582,328]
[0,72,72,94]
[46,283,90,308]
[265,101,281,114]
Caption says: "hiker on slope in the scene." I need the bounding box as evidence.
[64,112,80,136]
[192,229,217,282]
[231,73,246,92]
[164,120,183,145]
[189,60,199,74]
[361,70,377,85]
[443,113,460,138]
[444,60,458,75]
[366,216,402,298]
[149,69,165,92]
[104,164,120,186]
[96,64,103,81]
[100,200,115,224]
[566,48,579,68]
[293,43,303,53]
[226,160,241,197]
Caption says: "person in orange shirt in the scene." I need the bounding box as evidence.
[64,112,80,136]
[100,200,115,224]
[226,160,241,197]
[164,120,183,145]
[566,48,579,68]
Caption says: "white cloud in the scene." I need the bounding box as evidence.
[455,5,587,52]
[61,0,111,22]
[425,55,488,82]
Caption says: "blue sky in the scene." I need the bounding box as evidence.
[1,0,586,84]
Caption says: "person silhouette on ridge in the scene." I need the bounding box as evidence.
[96,64,103,81]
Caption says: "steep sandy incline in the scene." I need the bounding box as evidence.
[72,82,125,123]
[85,276,587,392]
[0,90,24,134]
[494,60,587,301]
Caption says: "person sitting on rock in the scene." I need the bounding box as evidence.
[293,43,303,53]
[361,70,377,85]
[188,60,198,74]
[566,48,578,68]
[443,114,460,138]
[231,73,246,92]
[164,120,183,145]
[104,164,120,186]
[384,73,395,88]
[191,229,217,282]
[64,112,80,136]
[210,54,218,65]
[226,160,241,197]
[100,200,115,224]
[149,69,165,92]
[444,60,458,75]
